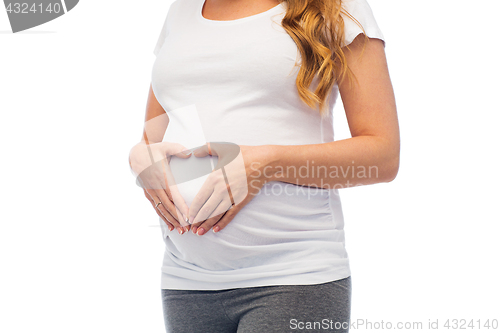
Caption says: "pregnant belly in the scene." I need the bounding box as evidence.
[161,183,340,271]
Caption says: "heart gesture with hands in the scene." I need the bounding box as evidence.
[131,141,272,236]
[187,142,270,236]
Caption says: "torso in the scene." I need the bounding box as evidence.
[153,0,350,290]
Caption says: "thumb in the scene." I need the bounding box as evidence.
[161,142,192,159]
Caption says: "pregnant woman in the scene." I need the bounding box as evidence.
[129,0,400,332]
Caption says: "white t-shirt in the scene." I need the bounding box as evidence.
[151,0,385,290]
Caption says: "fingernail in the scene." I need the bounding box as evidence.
[192,226,198,234]
[168,226,173,231]
[181,149,192,156]
[177,227,183,235]
[189,216,194,224]
[197,228,205,236]
[213,225,220,233]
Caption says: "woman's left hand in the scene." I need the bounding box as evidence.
[188,143,271,235]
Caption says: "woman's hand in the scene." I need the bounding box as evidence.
[129,141,192,234]
[188,143,271,235]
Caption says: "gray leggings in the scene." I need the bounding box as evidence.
[161,276,351,333]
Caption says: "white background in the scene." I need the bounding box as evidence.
[1,0,499,332]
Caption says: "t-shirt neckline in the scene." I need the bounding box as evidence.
[197,0,284,25]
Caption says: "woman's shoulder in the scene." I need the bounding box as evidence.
[340,0,385,47]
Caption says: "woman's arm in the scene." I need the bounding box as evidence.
[128,84,168,173]
[188,35,400,235]
[258,35,400,188]
[129,84,191,234]
[134,84,168,145]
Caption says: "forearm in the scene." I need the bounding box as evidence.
[258,135,400,189]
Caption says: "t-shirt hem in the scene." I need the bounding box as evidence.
[160,268,351,290]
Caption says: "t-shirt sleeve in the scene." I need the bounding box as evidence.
[153,1,178,56]
[340,0,385,48]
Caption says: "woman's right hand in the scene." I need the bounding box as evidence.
[129,141,192,234]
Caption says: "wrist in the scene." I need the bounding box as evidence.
[129,143,146,176]
[256,145,281,183]
[129,141,159,176]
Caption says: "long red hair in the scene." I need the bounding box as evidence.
[279,0,367,116]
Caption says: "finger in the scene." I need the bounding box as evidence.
[149,173,183,228]
[154,189,183,226]
[188,179,215,223]
[190,182,231,234]
[192,142,223,158]
[211,203,240,233]
[153,169,184,224]
[189,212,214,235]
[159,188,190,233]
[192,144,210,158]
[189,220,202,235]
[212,193,253,233]
[192,193,222,226]
[156,204,185,234]
[160,154,189,223]
[161,142,192,159]
[153,194,188,235]
[144,189,175,231]
[195,200,232,235]
[170,185,189,220]
[156,188,189,231]
[148,170,188,230]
